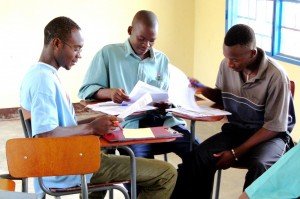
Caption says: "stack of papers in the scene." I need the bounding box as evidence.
[166,106,231,118]
[86,102,156,116]
[124,81,168,104]
[87,81,168,119]
[86,65,231,119]
[166,86,231,117]
[167,64,231,117]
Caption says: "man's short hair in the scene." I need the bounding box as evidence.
[132,10,158,28]
[224,24,256,47]
[44,16,80,45]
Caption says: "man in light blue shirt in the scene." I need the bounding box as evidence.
[240,141,300,199]
[79,10,199,159]
[20,16,177,199]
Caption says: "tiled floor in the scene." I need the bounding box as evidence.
[0,113,246,198]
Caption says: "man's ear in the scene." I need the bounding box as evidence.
[52,38,61,49]
[128,26,132,35]
[250,49,257,58]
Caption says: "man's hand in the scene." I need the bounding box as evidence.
[153,102,172,115]
[110,88,130,103]
[239,192,249,199]
[189,77,205,88]
[213,150,236,169]
[90,115,121,135]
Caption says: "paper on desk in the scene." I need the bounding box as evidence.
[90,101,120,106]
[87,104,156,115]
[123,128,155,139]
[168,64,191,108]
[123,81,168,105]
[167,86,231,117]
[168,64,214,108]
[118,93,153,119]
[167,106,231,117]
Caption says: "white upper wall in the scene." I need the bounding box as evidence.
[0,0,195,108]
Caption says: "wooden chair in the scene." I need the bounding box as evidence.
[16,108,130,199]
[18,108,32,138]
[0,179,15,191]
[6,136,129,199]
[0,108,32,193]
[213,80,295,199]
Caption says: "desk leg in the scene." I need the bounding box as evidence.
[190,120,196,151]
[119,146,137,199]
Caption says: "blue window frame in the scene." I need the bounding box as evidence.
[226,0,300,66]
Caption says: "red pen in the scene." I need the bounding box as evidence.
[112,120,123,130]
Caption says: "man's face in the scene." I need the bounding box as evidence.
[56,29,84,70]
[128,23,157,58]
[223,44,255,72]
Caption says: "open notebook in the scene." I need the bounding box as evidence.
[103,127,182,142]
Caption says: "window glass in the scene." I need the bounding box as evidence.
[227,0,300,65]
[229,0,274,52]
[280,1,300,58]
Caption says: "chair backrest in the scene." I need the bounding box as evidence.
[6,136,101,178]
[290,80,295,98]
[0,179,15,191]
[18,108,32,138]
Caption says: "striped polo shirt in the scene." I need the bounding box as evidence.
[216,48,295,133]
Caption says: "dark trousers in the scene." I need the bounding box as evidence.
[172,123,293,199]
[119,113,200,196]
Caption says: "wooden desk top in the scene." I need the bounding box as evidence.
[172,99,225,122]
[171,112,224,122]
[100,137,176,148]
[81,99,224,122]
[80,99,103,107]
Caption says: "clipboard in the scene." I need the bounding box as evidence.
[103,127,182,142]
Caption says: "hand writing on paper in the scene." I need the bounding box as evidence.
[90,115,120,135]
[112,120,123,130]
[110,88,130,104]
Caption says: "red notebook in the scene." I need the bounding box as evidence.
[103,127,182,142]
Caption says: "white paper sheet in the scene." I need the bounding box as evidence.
[123,81,168,105]
[87,103,156,115]
[167,64,231,117]
[166,106,231,117]
[118,93,153,119]
[168,64,191,108]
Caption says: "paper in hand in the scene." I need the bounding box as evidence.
[118,93,153,119]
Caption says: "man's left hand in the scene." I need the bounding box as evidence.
[213,150,236,169]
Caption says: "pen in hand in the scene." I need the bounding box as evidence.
[112,120,123,130]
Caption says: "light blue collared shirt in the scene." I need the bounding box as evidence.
[20,62,91,198]
[245,140,300,199]
[78,40,185,128]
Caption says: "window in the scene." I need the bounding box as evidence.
[226,0,300,65]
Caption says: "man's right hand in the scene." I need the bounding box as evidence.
[189,77,205,89]
[90,115,120,135]
[110,88,130,103]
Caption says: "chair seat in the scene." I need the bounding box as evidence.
[49,180,130,193]
[0,174,23,181]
